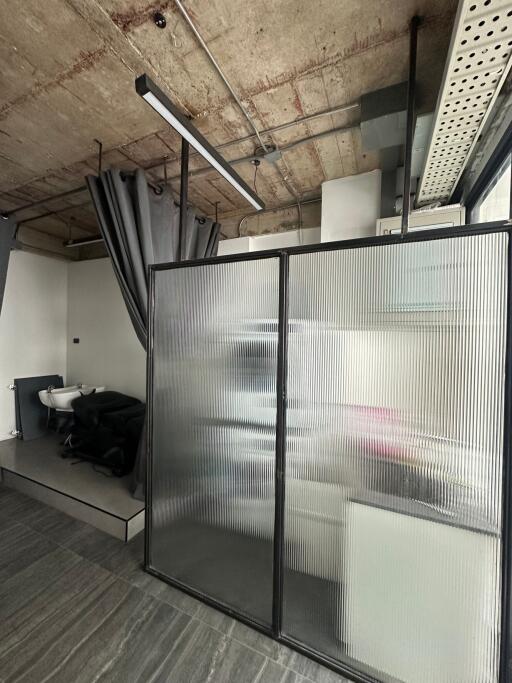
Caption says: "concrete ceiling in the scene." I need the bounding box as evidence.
[0,0,458,258]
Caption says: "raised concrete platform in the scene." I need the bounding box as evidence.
[0,434,144,541]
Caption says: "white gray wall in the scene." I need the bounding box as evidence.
[67,259,146,401]
[0,251,68,440]
[321,170,381,242]
[218,227,321,255]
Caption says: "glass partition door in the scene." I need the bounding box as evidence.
[147,227,510,683]
[148,255,280,627]
[282,233,507,682]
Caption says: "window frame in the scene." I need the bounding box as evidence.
[466,122,512,223]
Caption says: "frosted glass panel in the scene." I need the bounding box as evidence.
[150,257,279,625]
[283,233,507,682]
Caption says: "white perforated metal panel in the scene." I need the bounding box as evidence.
[417,0,512,206]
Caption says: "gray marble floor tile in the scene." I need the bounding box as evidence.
[231,620,281,658]
[144,576,202,617]
[0,562,118,670]
[0,546,82,622]
[195,601,236,634]
[231,622,349,682]
[0,487,50,523]
[0,519,55,582]
[63,522,126,564]
[276,649,350,683]
[29,588,189,683]
[254,659,304,682]
[93,598,192,682]
[1,571,134,682]
[0,486,350,683]
[20,503,96,546]
[160,619,265,683]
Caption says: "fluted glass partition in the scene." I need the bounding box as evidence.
[282,233,507,683]
[150,256,280,626]
[148,228,510,683]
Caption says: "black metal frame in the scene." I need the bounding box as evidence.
[178,138,189,262]
[401,15,420,236]
[464,122,512,222]
[145,220,512,683]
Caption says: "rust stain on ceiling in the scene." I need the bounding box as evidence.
[0,47,108,119]
[0,0,459,256]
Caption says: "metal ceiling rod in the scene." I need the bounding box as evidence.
[62,197,321,246]
[143,100,360,170]
[237,196,321,236]
[264,102,359,136]
[181,124,357,179]
[274,166,303,227]
[173,0,270,153]
[10,123,357,227]
[64,235,103,247]
[18,200,92,226]
[3,110,358,219]
[401,15,420,236]
[178,138,189,261]
[206,100,360,155]
[6,185,89,216]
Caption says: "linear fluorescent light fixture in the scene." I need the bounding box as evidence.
[135,74,265,211]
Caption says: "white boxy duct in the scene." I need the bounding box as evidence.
[417,0,512,206]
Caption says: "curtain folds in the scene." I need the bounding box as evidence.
[86,168,220,498]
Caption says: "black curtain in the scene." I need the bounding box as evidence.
[0,218,17,316]
[86,168,220,499]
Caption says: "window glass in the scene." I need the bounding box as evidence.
[471,154,511,223]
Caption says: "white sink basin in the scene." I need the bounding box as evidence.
[38,385,105,411]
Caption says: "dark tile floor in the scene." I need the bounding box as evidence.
[0,484,349,683]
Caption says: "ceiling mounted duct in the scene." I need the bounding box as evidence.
[360,82,408,151]
[417,0,512,206]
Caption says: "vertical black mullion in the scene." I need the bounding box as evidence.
[178,138,189,262]
[500,230,512,683]
[272,252,289,637]
[144,266,155,569]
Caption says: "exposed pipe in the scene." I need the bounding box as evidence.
[18,200,92,226]
[143,103,359,171]
[176,124,358,181]
[13,239,74,260]
[16,124,354,238]
[401,16,420,236]
[173,0,270,153]
[237,196,320,237]
[264,102,359,136]
[7,186,89,216]
[273,165,303,227]
[4,115,358,219]
[64,235,103,248]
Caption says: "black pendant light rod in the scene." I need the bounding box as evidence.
[401,15,421,236]
[178,138,189,262]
